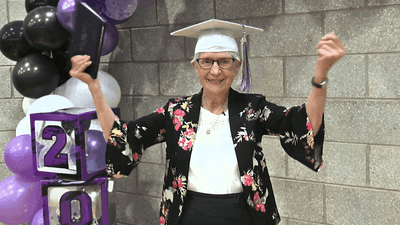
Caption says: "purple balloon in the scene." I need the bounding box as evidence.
[4,134,45,181]
[101,23,119,55]
[0,175,42,225]
[56,0,81,32]
[32,208,44,225]
[86,130,106,172]
[99,0,138,24]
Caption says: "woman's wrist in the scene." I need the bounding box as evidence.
[88,79,101,92]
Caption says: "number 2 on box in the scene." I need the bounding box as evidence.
[42,125,68,168]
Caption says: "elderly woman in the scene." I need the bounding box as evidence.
[70,20,344,225]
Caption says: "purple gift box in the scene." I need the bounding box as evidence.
[41,176,110,225]
[30,107,120,181]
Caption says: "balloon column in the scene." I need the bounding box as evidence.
[0,0,136,224]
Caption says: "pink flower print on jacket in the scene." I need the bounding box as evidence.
[132,153,139,162]
[255,203,266,212]
[241,170,254,186]
[177,122,196,151]
[173,109,185,117]
[173,118,182,131]
[233,127,255,148]
[156,107,165,114]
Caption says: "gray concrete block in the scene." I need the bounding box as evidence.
[13,85,24,98]
[0,163,13,181]
[0,99,25,131]
[100,29,132,63]
[132,96,171,119]
[117,0,157,28]
[142,143,163,164]
[271,178,324,222]
[262,136,286,178]
[117,96,134,122]
[324,100,400,145]
[0,66,11,98]
[110,62,158,96]
[285,0,364,13]
[249,57,284,97]
[0,131,15,163]
[278,217,288,225]
[326,185,400,225]
[0,52,14,66]
[99,63,110,73]
[157,0,214,25]
[325,6,400,54]
[115,192,160,225]
[131,26,185,61]
[288,142,367,186]
[286,55,366,98]
[288,219,324,225]
[369,145,400,190]
[159,61,202,96]
[368,0,400,6]
[137,163,165,197]
[0,1,7,29]
[216,0,282,19]
[270,178,286,217]
[114,169,138,194]
[8,0,26,22]
[248,15,323,57]
[368,54,400,98]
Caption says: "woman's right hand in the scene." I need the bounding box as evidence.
[69,55,95,85]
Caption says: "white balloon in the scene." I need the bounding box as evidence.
[26,94,75,130]
[16,117,30,136]
[54,70,121,108]
[22,97,37,114]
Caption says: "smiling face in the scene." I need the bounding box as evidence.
[192,52,241,97]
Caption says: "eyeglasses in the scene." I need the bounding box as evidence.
[196,58,235,69]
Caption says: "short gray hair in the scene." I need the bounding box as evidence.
[191,51,242,65]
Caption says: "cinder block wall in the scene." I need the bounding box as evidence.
[1,0,400,224]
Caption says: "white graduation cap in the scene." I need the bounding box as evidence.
[171,19,264,93]
[170,19,263,54]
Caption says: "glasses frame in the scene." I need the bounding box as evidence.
[196,58,236,69]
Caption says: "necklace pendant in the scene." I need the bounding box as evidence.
[206,129,211,135]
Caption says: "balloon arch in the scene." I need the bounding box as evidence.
[0,0,136,224]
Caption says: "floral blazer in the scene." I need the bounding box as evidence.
[105,88,324,225]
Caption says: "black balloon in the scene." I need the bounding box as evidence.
[13,53,60,98]
[25,0,60,13]
[0,21,41,61]
[52,41,72,86]
[23,6,70,51]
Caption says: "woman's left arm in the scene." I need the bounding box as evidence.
[306,33,345,135]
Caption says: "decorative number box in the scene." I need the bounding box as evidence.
[30,107,120,181]
[41,177,109,225]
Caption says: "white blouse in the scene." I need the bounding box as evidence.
[187,107,243,194]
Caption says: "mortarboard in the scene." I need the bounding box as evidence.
[170,19,264,93]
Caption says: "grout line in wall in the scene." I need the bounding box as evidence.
[321,12,325,34]
[282,0,285,15]
[106,52,400,65]
[6,0,9,23]
[282,57,287,97]
[365,55,369,98]
[270,177,400,193]
[266,96,400,101]
[154,0,158,25]
[323,184,327,223]
[366,144,371,187]
[213,0,217,19]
